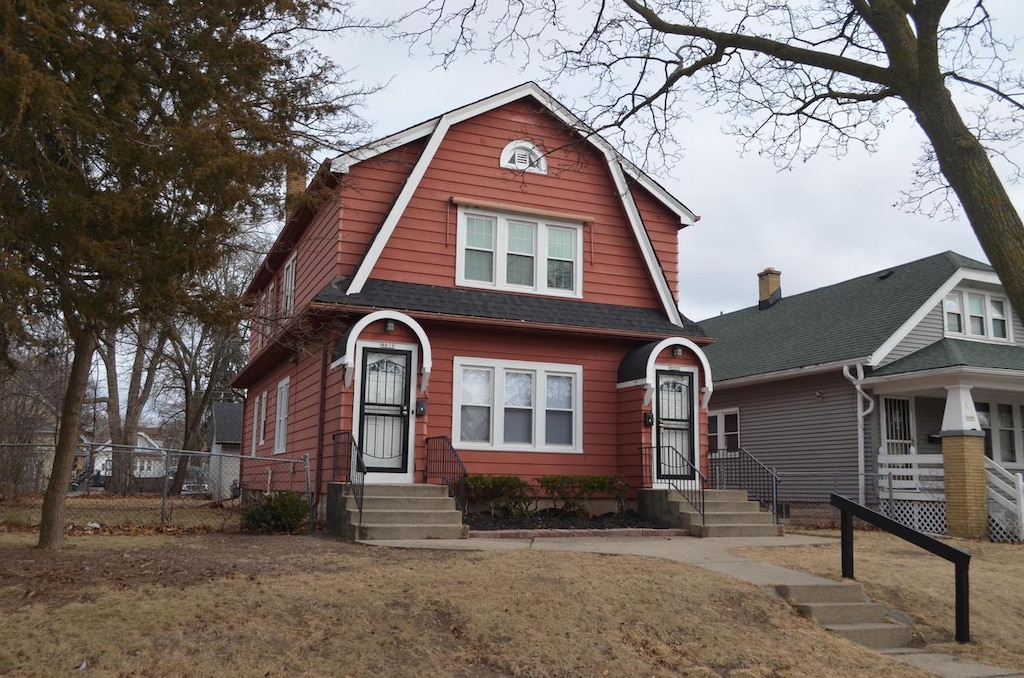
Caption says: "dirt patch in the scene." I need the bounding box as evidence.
[0,532,934,677]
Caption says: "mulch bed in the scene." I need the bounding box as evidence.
[464,508,661,531]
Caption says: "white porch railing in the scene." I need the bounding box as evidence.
[876,453,946,500]
[984,458,1024,542]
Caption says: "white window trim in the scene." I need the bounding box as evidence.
[975,400,1023,467]
[452,357,583,453]
[274,378,289,454]
[455,206,583,298]
[708,408,740,452]
[250,392,262,455]
[499,139,547,174]
[281,252,297,318]
[944,289,1013,343]
[258,390,268,446]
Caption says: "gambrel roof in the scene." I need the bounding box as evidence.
[700,251,997,383]
[329,81,698,327]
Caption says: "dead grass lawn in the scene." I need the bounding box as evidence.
[0,533,934,677]
[737,529,1024,672]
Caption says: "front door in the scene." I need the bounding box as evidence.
[358,348,412,475]
[655,370,695,482]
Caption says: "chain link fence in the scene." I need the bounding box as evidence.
[774,471,890,526]
[0,442,312,532]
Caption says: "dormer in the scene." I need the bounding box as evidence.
[944,287,1012,342]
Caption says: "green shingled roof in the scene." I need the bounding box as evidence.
[870,338,1024,376]
[699,251,992,382]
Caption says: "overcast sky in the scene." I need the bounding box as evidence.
[321,1,1024,322]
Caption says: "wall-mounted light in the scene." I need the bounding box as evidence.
[671,346,684,357]
[384,319,396,333]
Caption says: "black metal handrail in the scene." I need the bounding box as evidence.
[425,436,468,515]
[333,432,366,530]
[641,445,705,518]
[709,447,779,522]
[830,493,971,642]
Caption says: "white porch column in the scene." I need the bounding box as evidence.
[941,384,981,433]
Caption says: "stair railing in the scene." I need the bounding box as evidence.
[641,445,705,518]
[425,436,468,515]
[708,447,780,523]
[333,431,366,531]
[984,458,1024,541]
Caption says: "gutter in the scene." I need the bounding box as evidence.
[842,363,876,504]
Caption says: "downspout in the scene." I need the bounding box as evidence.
[312,341,329,516]
[842,363,875,504]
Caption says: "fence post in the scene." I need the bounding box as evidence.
[304,454,314,534]
[160,447,170,526]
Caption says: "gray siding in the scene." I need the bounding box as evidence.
[1014,307,1024,348]
[709,371,860,475]
[878,303,943,366]
[914,396,945,455]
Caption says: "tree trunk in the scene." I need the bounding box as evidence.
[904,84,1024,321]
[38,326,97,549]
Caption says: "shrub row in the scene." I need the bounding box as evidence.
[465,474,629,516]
[241,490,309,533]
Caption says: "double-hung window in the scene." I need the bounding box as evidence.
[274,378,289,454]
[945,290,1011,340]
[454,357,582,452]
[281,253,297,317]
[457,207,582,297]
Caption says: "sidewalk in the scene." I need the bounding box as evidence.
[366,534,1024,678]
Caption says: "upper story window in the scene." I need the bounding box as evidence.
[281,252,297,317]
[499,140,547,174]
[456,207,583,298]
[945,290,1010,341]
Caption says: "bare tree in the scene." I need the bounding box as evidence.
[404,0,1024,316]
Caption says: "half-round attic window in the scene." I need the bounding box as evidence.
[500,140,547,174]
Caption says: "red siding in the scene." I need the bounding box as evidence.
[631,180,681,302]
[370,100,667,309]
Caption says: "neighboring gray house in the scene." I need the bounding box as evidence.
[700,251,1024,540]
[207,401,242,501]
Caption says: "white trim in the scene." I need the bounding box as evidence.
[336,311,433,393]
[330,120,439,174]
[708,408,740,451]
[713,358,866,390]
[636,338,714,410]
[861,365,1024,394]
[352,341,418,484]
[281,252,297,317]
[250,393,261,456]
[871,269,1003,366]
[499,139,547,174]
[258,390,267,446]
[273,377,289,454]
[336,82,695,317]
[452,356,583,453]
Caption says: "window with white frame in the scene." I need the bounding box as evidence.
[456,207,582,297]
[281,252,296,317]
[453,358,582,452]
[274,379,289,453]
[259,390,268,445]
[975,402,1022,466]
[250,392,262,455]
[945,290,1011,341]
[499,140,547,174]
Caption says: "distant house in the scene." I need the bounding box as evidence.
[700,251,1024,540]
[230,82,715,522]
[207,401,242,501]
[91,430,166,479]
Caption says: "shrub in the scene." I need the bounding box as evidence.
[535,475,587,514]
[579,475,630,513]
[465,475,534,516]
[241,491,309,533]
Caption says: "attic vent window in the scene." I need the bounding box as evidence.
[500,140,547,174]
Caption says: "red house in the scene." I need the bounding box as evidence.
[232,83,740,537]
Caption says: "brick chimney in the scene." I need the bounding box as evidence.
[285,165,306,221]
[758,267,782,310]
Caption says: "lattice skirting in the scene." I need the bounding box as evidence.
[879,499,947,535]
[989,508,1023,543]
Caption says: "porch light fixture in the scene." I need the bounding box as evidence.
[384,319,396,333]
[671,346,683,357]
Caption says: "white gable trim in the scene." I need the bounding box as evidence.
[869,269,1003,367]
[342,82,692,322]
[638,338,714,410]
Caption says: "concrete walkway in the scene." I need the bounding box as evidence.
[365,534,1024,678]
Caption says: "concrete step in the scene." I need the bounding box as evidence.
[700,510,774,526]
[357,495,456,510]
[702,489,751,501]
[345,483,449,498]
[825,622,916,649]
[695,523,784,537]
[776,583,867,604]
[349,508,463,525]
[354,523,467,540]
[796,602,889,624]
[703,500,765,513]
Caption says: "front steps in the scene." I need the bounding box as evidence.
[638,489,784,537]
[776,583,917,650]
[326,483,466,540]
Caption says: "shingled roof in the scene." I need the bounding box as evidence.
[699,251,992,383]
[870,338,1024,377]
[314,277,706,339]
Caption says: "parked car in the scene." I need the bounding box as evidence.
[168,467,211,498]
[68,470,108,493]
